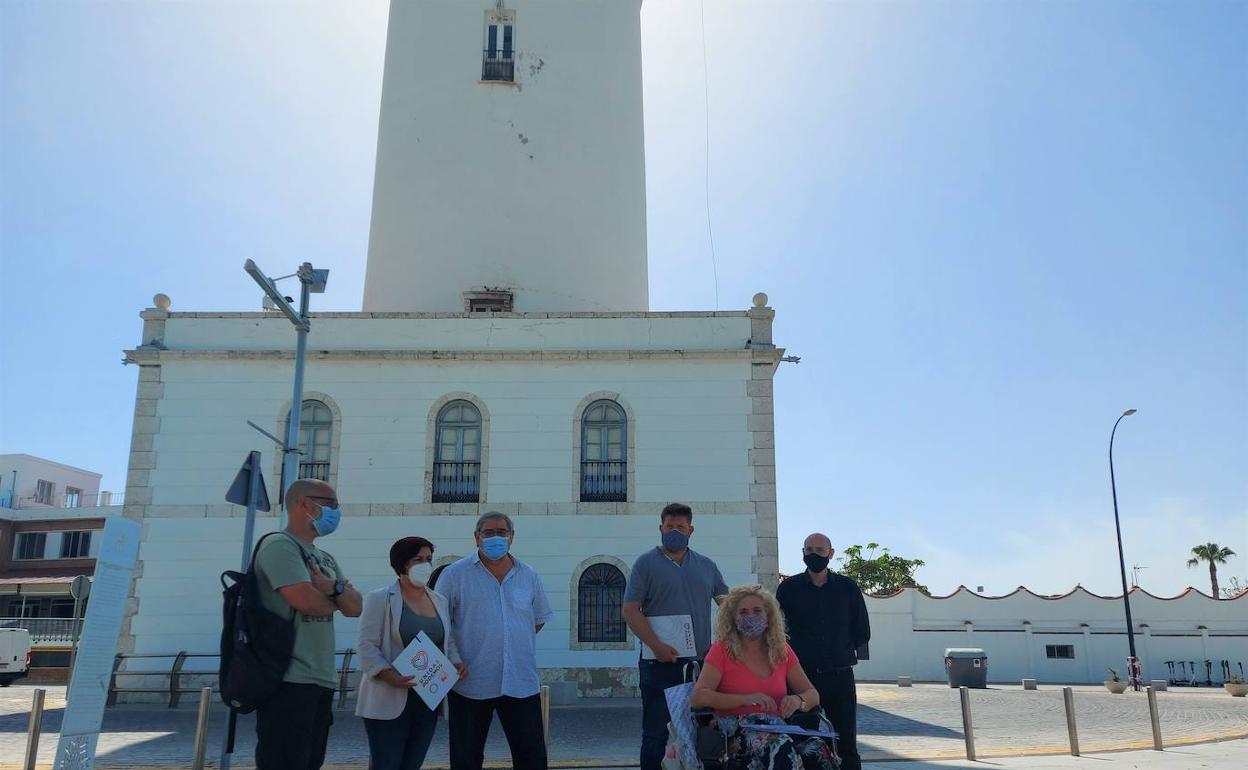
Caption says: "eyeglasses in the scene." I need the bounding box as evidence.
[478,528,511,538]
[308,496,340,508]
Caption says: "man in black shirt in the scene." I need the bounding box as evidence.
[776,532,870,770]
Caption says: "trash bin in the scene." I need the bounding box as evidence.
[944,648,988,688]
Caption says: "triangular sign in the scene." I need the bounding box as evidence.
[225,453,271,511]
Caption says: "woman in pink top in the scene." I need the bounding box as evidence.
[691,586,838,770]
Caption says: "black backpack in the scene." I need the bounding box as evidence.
[219,532,300,712]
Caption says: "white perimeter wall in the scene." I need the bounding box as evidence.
[859,587,1247,685]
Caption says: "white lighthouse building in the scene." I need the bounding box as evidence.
[119,0,782,697]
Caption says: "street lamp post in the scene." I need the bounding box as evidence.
[1109,407,1139,690]
[243,260,329,505]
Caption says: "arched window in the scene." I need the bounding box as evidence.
[580,400,627,502]
[577,563,627,643]
[288,399,333,481]
[433,401,482,502]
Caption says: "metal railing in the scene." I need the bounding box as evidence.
[482,50,515,81]
[580,460,626,502]
[106,649,358,708]
[432,461,480,502]
[0,617,77,642]
[298,461,331,481]
[12,491,123,509]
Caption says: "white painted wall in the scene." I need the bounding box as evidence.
[124,312,775,685]
[158,313,751,352]
[363,0,649,312]
[0,454,101,508]
[857,587,1248,685]
[132,514,758,670]
[148,356,753,506]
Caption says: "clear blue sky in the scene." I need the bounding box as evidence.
[2,1,1244,596]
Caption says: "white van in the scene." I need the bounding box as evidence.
[0,628,33,686]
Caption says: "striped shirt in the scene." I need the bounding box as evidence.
[437,551,553,699]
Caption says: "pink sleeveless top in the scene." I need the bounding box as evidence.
[704,640,797,716]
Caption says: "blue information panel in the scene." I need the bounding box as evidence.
[54,516,142,769]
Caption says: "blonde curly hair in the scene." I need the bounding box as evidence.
[714,585,789,669]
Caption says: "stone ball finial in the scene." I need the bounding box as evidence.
[153,293,172,310]
[752,292,769,308]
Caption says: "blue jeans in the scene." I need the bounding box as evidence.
[362,690,440,770]
[639,659,698,770]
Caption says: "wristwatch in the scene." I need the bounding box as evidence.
[331,578,346,598]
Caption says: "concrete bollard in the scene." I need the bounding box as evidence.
[1147,686,1163,751]
[1062,686,1079,756]
[1150,679,1168,691]
[1022,678,1037,690]
[191,686,213,770]
[24,688,45,770]
[958,685,976,761]
[897,676,913,687]
[540,684,551,748]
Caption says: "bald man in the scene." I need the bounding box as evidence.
[253,479,363,770]
[776,533,870,770]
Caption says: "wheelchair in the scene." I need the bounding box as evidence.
[673,706,838,770]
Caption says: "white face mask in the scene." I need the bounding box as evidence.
[408,562,434,586]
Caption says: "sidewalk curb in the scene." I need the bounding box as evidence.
[3,733,1246,770]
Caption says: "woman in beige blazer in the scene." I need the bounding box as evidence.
[356,537,466,770]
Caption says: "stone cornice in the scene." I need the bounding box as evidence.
[124,348,785,364]
[140,309,752,321]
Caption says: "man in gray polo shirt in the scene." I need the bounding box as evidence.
[622,503,729,770]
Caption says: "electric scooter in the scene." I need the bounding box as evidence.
[1188,660,1201,687]
[1205,660,1214,687]
[1165,660,1177,687]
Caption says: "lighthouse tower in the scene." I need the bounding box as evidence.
[363,0,650,312]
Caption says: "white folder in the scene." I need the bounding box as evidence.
[642,614,697,660]
[392,630,460,709]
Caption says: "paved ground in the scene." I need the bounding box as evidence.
[866,738,1247,769]
[1,683,1245,768]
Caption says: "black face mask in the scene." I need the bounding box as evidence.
[803,553,830,573]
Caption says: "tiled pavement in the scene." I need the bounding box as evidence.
[1,684,1246,768]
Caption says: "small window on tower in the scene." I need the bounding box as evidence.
[463,290,514,313]
[482,10,516,83]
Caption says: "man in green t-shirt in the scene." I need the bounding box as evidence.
[253,478,362,770]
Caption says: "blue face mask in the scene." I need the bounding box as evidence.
[661,529,689,551]
[481,535,510,561]
[309,502,341,537]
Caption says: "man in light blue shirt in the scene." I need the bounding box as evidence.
[438,512,552,770]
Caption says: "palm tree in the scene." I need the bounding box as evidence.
[1187,543,1236,598]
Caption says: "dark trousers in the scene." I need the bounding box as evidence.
[809,667,860,770]
[447,690,547,770]
[255,682,334,770]
[363,690,440,770]
[639,659,694,770]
